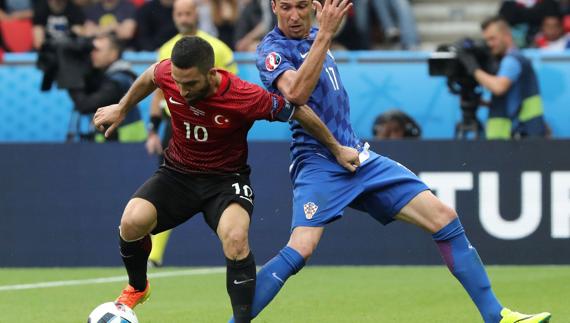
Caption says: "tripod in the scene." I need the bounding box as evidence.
[448,79,484,140]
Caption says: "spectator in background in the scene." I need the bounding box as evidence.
[146,0,237,267]
[134,0,177,51]
[195,0,219,36]
[354,0,420,49]
[33,0,87,50]
[459,16,547,139]
[534,14,570,50]
[83,0,137,45]
[0,0,33,20]
[211,0,238,48]
[0,0,33,51]
[233,0,273,52]
[499,0,560,47]
[68,33,146,142]
[372,109,421,139]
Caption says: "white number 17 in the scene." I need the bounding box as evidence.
[325,67,339,91]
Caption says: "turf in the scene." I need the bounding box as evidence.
[0,266,567,322]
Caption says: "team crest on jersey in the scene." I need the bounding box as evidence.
[265,52,282,71]
[213,114,231,128]
[303,202,318,219]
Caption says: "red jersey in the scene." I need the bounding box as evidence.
[154,59,289,173]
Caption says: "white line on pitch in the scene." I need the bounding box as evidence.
[0,267,225,292]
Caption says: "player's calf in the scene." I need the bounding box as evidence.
[119,233,152,292]
[226,252,256,323]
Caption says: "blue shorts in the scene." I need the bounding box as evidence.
[290,150,428,229]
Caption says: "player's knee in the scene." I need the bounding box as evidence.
[432,202,458,232]
[288,240,316,260]
[221,228,250,259]
[119,218,146,241]
[119,199,157,240]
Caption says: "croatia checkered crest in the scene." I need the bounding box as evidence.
[304,202,318,219]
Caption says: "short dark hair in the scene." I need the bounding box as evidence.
[481,16,509,31]
[171,36,215,73]
[373,109,421,138]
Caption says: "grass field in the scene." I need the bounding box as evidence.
[0,266,567,322]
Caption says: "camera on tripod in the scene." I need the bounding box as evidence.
[36,36,94,91]
[428,38,497,139]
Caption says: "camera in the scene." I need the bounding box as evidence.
[36,36,94,91]
[428,38,497,139]
[428,38,496,80]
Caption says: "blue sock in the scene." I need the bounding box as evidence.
[229,246,305,322]
[433,218,503,323]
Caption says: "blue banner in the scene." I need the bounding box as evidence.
[1,141,569,266]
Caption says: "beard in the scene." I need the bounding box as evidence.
[185,83,211,105]
[177,23,196,35]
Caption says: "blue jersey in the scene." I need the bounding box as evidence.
[257,27,428,229]
[257,27,362,162]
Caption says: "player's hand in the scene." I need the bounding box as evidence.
[457,50,480,76]
[145,132,163,155]
[313,0,353,37]
[93,104,126,138]
[335,145,360,172]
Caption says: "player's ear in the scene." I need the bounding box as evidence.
[207,68,216,80]
[271,0,277,13]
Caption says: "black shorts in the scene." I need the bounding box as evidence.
[133,165,254,234]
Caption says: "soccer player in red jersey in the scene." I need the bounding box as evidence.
[92,36,359,322]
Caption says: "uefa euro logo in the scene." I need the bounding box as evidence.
[265,52,282,71]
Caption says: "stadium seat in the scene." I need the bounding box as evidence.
[0,18,33,53]
[130,0,145,8]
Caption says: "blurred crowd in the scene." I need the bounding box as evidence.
[500,0,570,50]
[1,0,570,53]
[0,0,423,53]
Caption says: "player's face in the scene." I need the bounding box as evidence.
[173,0,198,35]
[171,65,213,104]
[272,0,313,39]
[483,24,509,57]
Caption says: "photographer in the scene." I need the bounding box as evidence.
[458,16,547,139]
[68,33,146,142]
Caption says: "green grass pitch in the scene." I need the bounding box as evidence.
[0,266,567,322]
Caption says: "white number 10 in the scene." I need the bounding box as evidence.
[183,122,208,142]
[232,183,253,197]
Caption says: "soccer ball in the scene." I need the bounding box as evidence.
[87,302,138,323]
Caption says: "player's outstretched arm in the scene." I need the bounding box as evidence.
[93,63,158,138]
[275,0,352,105]
[292,104,360,172]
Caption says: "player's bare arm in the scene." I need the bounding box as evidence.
[145,89,165,155]
[93,63,159,138]
[275,0,352,104]
[292,104,360,171]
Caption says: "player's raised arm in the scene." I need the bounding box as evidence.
[274,0,352,105]
[292,104,360,172]
[93,63,159,138]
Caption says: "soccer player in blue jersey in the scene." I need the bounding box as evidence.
[229,0,552,322]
